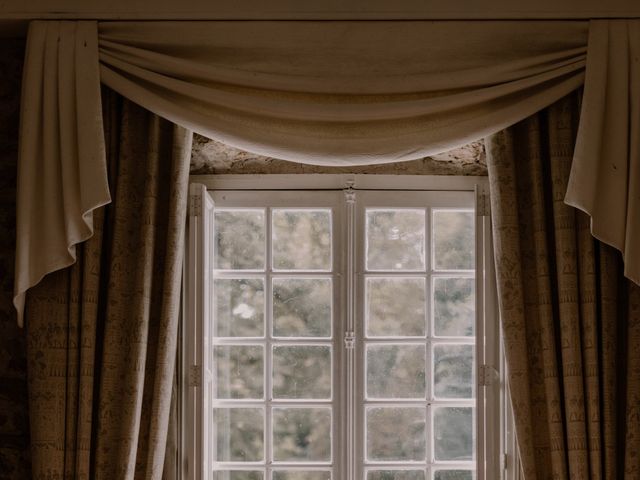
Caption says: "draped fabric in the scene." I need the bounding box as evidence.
[15,21,109,326]
[13,19,640,345]
[486,94,640,479]
[25,89,192,479]
[97,20,588,164]
[567,20,640,287]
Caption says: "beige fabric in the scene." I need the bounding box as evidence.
[566,19,640,285]
[97,21,587,165]
[15,19,640,327]
[486,94,640,479]
[26,89,192,479]
[14,21,110,326]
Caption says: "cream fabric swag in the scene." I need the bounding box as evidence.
[15,19,640,324]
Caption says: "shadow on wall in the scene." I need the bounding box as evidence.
[0,37,30,480]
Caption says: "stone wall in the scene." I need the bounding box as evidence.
[190,135,487,175]
[0,38,30,480]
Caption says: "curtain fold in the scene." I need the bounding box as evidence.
[96,20,588,166]
[14,19,640,337]
[14,21,110,326]
[486,93,640,479]
[25,89,192,479]
[566,19,640,286]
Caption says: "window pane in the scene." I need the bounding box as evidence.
[273,278,332,337]
[273,346,332,399]
[433,278,474,337]
[273,408,332,462]
[433,471,473,480]
[432,211,474,270]
[366,210,425,271]
[366,407,426,461]
[214,278,264,337]
[213,472,263,480]
[367,471,426,480]
[272,209,332,271]
[433,407,474,461]
[433,345,473,399]
[273,471,331,480]
[367,345,426,399]
[214,346,264,399]
[366,278,426,337]
[215,210,265,270]
[215,408,264,462]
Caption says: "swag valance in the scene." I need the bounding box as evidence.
[14,19,640,325]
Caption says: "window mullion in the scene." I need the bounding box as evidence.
[344,185,357,480]
[266,206,273,478]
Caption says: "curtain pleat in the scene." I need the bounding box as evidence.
[486,93,640,479]
[25,89,192,479]
[15,20,640,331]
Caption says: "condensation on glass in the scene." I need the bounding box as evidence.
[213,208,334,480]
[363,207,475,480]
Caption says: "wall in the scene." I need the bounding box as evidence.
[191,135,487,176]
[0,38,30,480]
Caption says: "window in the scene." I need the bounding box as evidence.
[184,175,502,480]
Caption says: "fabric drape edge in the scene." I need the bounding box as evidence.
[13,20,111,327]
[566,18,640,287]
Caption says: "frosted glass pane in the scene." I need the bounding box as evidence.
[433,278,474,337]
[367,408,426,461]
[273,278,332,337]
[366,210,425,271]
[215,408,264,462]
[433,345,474,399]
[213,472,263,480]
[214,346,264,399]
[273,209,331,270]
[273,408,331,462]
[366,278,426,337]
[273,346,331,399]
[433,211,474,270]
[367,345,426,399]
[433,471,473,480]
[215,210,265,270]
[273,472,331,480]
[433,407,474,461]
[214,278,264,337]
[367,471,425,480]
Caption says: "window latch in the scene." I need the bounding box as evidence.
[344,180,356,203]
[345,331,356,349]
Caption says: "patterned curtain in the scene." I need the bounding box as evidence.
[486,93,640,479]
[25,89,192,479]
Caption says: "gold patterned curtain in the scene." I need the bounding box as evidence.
[486,93,640,479]
[25,89,192,479]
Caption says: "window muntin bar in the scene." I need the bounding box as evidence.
[210,193,343,480]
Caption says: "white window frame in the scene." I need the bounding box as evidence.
[183,174,506,480]
[355,190,477,480]
[209,190,345,479]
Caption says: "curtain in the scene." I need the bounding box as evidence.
[14,19,640,326]
[486,94,640,479]
[25,89,192,479]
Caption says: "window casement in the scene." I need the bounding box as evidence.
[184,175,503,480]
